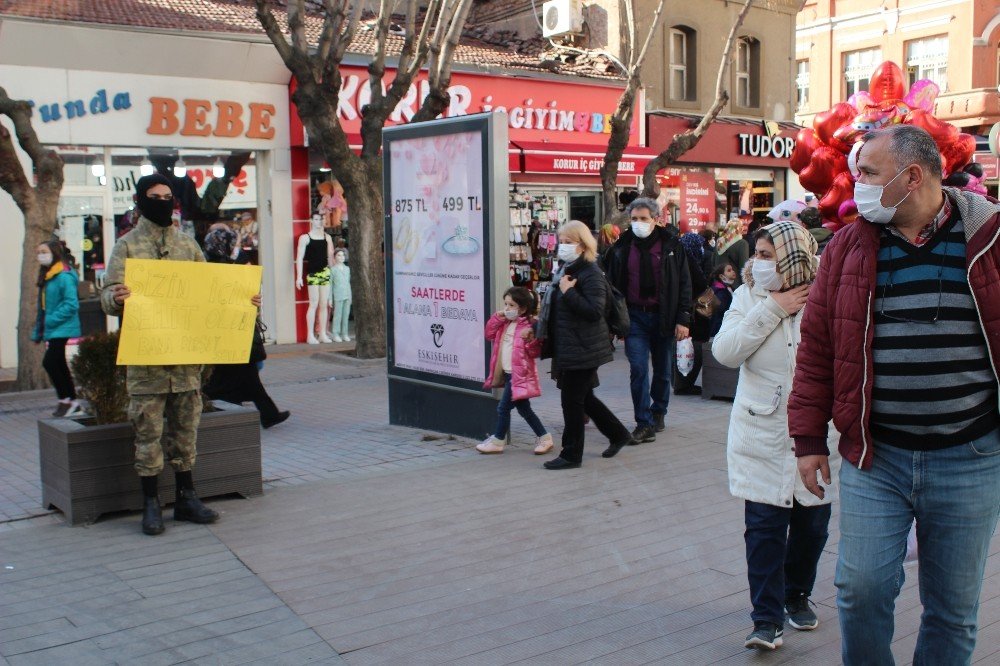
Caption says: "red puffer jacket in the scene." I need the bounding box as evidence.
[789,188,1000,469]
[483,313,543,401]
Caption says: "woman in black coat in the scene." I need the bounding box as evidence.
[536,221,634,470]
[201,226,290,429]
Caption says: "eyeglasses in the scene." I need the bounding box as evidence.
[147,193,173,201]
[878,241,947,325]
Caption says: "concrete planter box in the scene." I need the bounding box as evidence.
[701,339,738,401]
[38,402,262,525]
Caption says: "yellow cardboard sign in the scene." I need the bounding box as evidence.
[117,259,263,366]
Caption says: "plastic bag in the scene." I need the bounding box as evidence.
[676,337,695,376]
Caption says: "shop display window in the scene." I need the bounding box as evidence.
[309,171,350,253]
[507,189,568,302]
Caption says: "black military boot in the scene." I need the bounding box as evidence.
[173,471,219,524]
[140,476,165,536]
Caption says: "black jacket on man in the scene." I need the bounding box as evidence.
[547,258,614,371]
[603,225,693,336]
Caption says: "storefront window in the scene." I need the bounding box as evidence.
[906,36,948,92]
[110,148,260,263]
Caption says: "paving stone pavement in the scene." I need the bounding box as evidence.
[1,344,999,664]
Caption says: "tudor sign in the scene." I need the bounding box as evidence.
[737,133,795,159]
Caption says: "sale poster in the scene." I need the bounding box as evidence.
[387,131,486,383]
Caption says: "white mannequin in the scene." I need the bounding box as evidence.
[296,214,335,344]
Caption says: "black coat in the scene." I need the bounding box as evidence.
[547,258,614,371]
[604,226,693,336]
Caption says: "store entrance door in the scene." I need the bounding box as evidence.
[569,191,601,231]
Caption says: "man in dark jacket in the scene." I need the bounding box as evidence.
[790,124,1000,664]
[604,197,693,442]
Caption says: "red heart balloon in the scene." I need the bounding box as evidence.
[940,133,976,177]
[818,172,854,220]
[868,61,905,103]
[791,128,820,173]
[813,103,858,146]
[906,110,958,144]
[798,147,847,195]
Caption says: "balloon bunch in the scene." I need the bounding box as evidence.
[790,61,976,231]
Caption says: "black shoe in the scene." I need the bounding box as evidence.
[173,489,219,524]
[543,457,581,470]
[744,621,783,650]
[262,410,291,429]
[631,425,656,443]
[673,386,703,396]
[602,438,634,458]
[652,413,666,432]
[141,496,165,536]
[785,596,819,630]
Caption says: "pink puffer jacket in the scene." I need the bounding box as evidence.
[484,313,543,400]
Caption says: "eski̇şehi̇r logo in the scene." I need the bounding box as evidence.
[430,323,445,348]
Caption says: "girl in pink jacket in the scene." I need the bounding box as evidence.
[478,287,553,455]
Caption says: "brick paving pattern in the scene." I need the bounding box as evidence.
[1,344,998,663]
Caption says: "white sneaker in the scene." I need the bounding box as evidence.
[64,401,85,417]
[533,433,554,455]
[332,335,343,342]
[319,334,333,343]
[306,336,319,345]
[343,335,351,342]
[476,436,505,454]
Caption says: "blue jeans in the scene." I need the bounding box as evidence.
[624,309,673,427]
[745,500,831,625]
[493,374,547,439]
[837,430,1000,665]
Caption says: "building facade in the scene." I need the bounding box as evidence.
[796,0,1000,187]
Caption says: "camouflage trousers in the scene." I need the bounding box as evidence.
[129,390,202,476]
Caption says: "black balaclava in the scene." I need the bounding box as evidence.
[135,173,176,227]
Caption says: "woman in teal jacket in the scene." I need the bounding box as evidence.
[33,240,82,416]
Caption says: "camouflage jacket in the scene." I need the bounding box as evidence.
[101,217,206,395]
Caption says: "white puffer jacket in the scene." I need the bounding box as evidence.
[712,260,840,508]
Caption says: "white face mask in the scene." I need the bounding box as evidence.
[37,253,53,266]
[853,167,911,225]
[752,259,785,291]
[631,222,653,239]
[503,308,520,321]
[557,243,581,263]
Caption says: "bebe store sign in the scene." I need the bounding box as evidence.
[0,65,288,149]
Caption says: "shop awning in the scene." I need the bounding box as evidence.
[509,141,660,177]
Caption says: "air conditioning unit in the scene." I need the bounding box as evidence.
[541,0,583,39]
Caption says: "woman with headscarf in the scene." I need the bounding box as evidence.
[201,226,290,429]
[716,215,750,289]
[712,220,839,651]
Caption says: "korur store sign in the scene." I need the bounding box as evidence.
[0,65,288,149]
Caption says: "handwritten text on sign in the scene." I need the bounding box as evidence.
[117,259,262,365]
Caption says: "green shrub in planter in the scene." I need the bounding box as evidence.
[70,331,128,425]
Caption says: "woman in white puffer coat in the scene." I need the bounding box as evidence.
[712,220,840,652]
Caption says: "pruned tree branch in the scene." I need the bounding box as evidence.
[286,0,310,55]
[641,0,753,195]
[254,0,297,70]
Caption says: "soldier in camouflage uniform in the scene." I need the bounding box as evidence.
[102,173,260,535]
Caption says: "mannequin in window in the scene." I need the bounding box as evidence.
[296,214,334,344]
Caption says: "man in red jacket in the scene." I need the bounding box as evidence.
[789,124,1000,664]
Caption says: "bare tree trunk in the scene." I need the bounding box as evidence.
[347,158,387,358]
[16,204,54,390]
[0,87,65,390]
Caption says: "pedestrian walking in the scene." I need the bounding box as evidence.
[535,221,635,469]
[33,240,83,417]
[713,219,836,652]
[329,249,352,342]
[790,124,1000,664]
[477,286,553,456]
[201,226,290,430]
[603,197,692,443]
[101,173,262,536]
[674,231,712,395]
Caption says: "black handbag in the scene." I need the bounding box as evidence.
[249,317,267,364]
